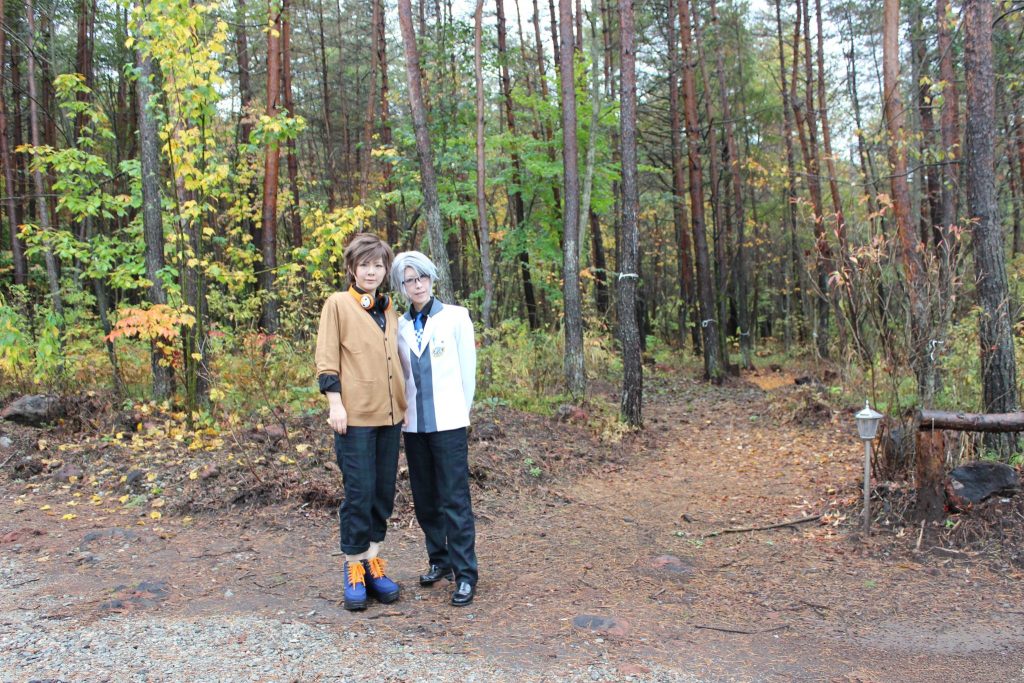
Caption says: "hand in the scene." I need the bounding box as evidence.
[328,405,348,434]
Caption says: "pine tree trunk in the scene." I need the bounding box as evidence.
[710,0,751,369]
[964,0,1018,457]
[559,0,585,397]
[666,0,696,352]
[679,0,722,383]
[281,0,301,249]
[315,0,337,209]
[883,0,932,402]
[397,0,454,303]
[618,0,642,425]
[497,0,539,328]
[473,0,494,328]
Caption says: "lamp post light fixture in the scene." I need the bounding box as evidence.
[855,401,883,533]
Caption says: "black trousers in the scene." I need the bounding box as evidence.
[335,425,401,556]
[404,428,478,585]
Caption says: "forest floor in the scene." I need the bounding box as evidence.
[1,367,1023,682]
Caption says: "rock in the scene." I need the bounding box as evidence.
[12,456,44,478]
[80,528,139,549]
[468,421,504,442]
[200,464,220,480]
[1,395,62,426]
[263,424,287,442]
[650,554,696,579]
[126,469,147,487]
[0,435,12,448]
[572,614,630,637]
[554,404,589,423]
[946,461,1019,507]
[52,464,84,483]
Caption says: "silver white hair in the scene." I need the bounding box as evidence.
[390,250,440,301]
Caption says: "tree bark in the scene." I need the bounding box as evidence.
[964,0,1018,457]
[710,0,751,369]
[374,0,397,244]
[315,0,337,209]
[136,36,173,400]
[918,410,1024,433]
[497,0,539,328]
[883,0,932,402]
[774,0,802,350]
[618,0,642,425]
[0,0,26,286]
[281,0,301,249]
[25,0,64,319]
[259,1,282,332]
[473,0,494,329]
[559,0,585,397]
[666,0,696,351]
[397,0,455,303]
[679,0,722,383]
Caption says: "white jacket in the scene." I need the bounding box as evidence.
[397,301,476,433]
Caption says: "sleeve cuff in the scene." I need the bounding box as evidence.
[318,374,341,395]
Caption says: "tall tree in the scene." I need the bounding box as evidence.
[0,0,27,286]
[259,0,282,332]
[883,0,932,400]
[473,0,494,329]
[680,0,722,382]
[136,27,173,400]
[964,0,1017,455]
[25,0,64,319]
[496,0,540,329]
[281,0,301,249]
[618,0,641,425]
[559,0,585,396]
[397,0,454,303]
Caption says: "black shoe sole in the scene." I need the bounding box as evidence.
[419,572,454,586]
[344,599,367,611]
[451,596,473,606]
[369,589,400,604]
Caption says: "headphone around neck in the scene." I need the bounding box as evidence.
[348,286,391,312]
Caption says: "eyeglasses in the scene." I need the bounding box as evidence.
[403,275,430,288]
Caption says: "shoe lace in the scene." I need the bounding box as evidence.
[366,557,387,579]
[346,561,366,586]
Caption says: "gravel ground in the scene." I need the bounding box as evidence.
[0,559,697,683]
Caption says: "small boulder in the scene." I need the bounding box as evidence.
[52,464,84,483]
[572,614,630,637]
[0,435,12,449]
[1,395,62,427]
[946,461,1019,507]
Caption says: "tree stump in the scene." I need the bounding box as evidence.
[915,430,946,522]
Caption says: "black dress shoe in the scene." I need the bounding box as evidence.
[451,581,475,606]
[419,564,454,586]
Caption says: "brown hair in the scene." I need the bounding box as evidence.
[344,233,394,285]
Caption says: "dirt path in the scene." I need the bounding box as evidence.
[2,374,1023,681]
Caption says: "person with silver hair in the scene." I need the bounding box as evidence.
[390,250,479,606]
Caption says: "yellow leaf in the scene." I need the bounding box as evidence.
[189,470,199,480]
[278,455,296,465]
[39,505,51,511]
[294,444,309,453]
[62,513,77,520]
[191,352,203,361]
[119,494,130,504]
[150,511,162,520]
[146,472,157,482]
[151,498,165,508]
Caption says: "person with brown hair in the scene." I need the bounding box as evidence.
[315,233,407,611]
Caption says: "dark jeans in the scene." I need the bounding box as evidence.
[334,425,401,556]
[404,428,478,585]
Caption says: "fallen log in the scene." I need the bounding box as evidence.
[917,410,1024,432]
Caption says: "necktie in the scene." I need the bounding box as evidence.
[414,312,425,351]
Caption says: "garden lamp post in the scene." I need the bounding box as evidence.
[855,401,883,533]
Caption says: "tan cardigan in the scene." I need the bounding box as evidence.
[315,291,407,427]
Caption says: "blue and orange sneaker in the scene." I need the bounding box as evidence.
[363,557,400,604]
[343,560,367,611]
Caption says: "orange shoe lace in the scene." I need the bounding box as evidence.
[366,557,388,579]
[346,561,366,586]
